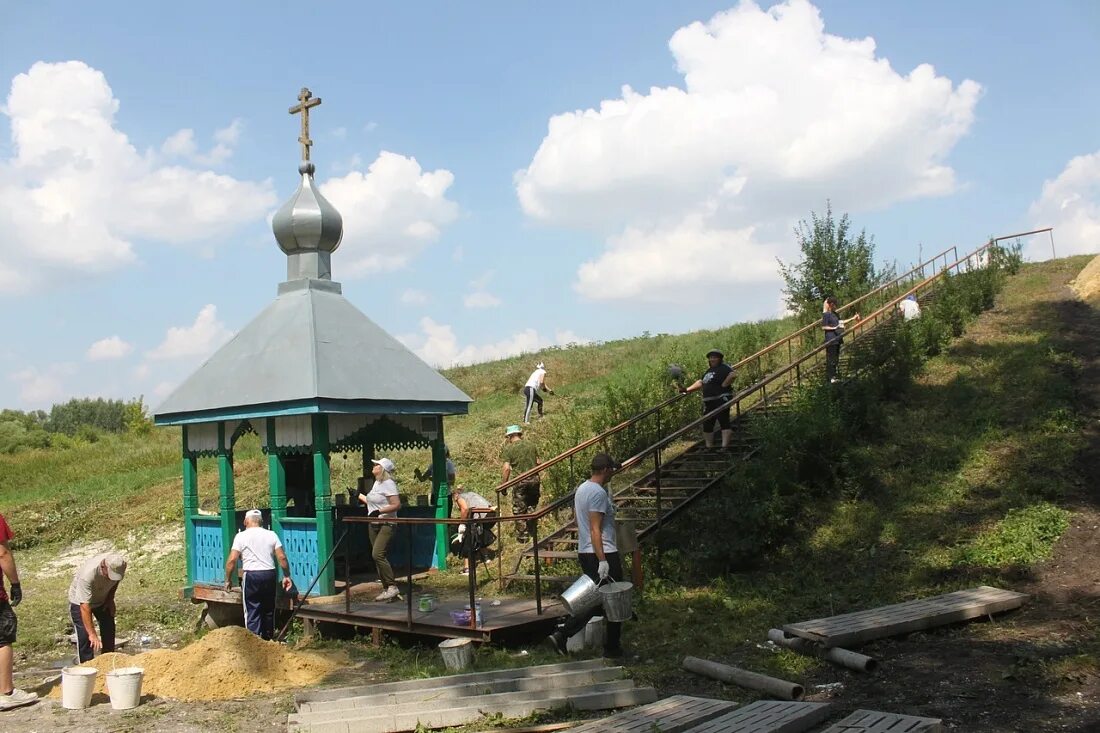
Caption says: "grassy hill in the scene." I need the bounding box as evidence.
[3,255,1099,732]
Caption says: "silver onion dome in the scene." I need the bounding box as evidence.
[272,161,344,281]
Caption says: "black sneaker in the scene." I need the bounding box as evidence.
[545,630,567,656]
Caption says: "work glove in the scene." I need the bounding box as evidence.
[8,582,21,606]
[347,487,361,504]
[597,561,610,581]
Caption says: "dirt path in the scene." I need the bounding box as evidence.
[797,261,1100,731]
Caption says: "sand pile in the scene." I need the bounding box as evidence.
[51,627,346,701]
[1071,253,1100,301]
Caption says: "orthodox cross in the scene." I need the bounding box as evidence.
[288,87,322,161]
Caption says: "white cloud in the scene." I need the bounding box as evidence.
[1027,150,1100,260]
[0,61,275,294]
[86,335,132,361]
[10,364,75,407]
[463,291,502,309]
[515,0,981,302]
[364,121,379,133]
[331,126,347,140]
[321,151,460,276]
[400,288,430,305]
[152,381,176,400]
[401,317,585,368]
[146,304,233,361]
[133,363,151,379]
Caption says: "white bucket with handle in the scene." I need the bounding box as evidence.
[61,666,97,709]
[105,666,144,709]
[438,638,475,671]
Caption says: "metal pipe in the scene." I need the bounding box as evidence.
[406,525,414,631]
[767,629,877,673]
[683,656,804,701]
[467,516,477,630]
[276,530,347,642]
[532,519,542,615]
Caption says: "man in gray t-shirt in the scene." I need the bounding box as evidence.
[547,453,626,658]
[68,553,127,662]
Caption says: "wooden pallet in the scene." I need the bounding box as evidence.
[782,586,1027,647]
[681,700,832,733]
[819,709,942,732]
[568,694,737,733]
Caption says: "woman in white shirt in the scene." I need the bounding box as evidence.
[355,457,402,602]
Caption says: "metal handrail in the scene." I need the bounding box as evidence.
[492,244,959,499]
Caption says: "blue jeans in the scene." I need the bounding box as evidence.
[69,603,115,663]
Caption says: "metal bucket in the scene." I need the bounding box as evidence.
[598,581,634,622]
[439,638,475,671]
[560,574,601,616]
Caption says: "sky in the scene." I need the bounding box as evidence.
[1,0,1098,411]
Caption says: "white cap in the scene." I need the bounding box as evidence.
[245,509,263,523]
[536,361,545,370]
[372,457,396,473]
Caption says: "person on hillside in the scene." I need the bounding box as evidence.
[68,552,127,663]
[449,485,496,575]
[521,362,554,424]
[224,509,294,640]
[899,293,921,321]
[546,453,626,659]
[0,513,37,711]
[501,425,541,544]
[351,458,403,602]
[822,296,860,383]
[679,349,737,448]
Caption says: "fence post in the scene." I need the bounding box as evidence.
[654,446,663,579]
[532,517,542,615]
[344,532,351,613]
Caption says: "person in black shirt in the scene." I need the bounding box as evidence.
[822,296,860,383]
[680,349,736,447]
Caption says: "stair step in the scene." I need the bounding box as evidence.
[298,666,625,713]
[288,681,657,733]
[522,550,578,558]
[296,659,610,704]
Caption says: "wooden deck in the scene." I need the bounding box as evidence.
[782,586,1027,647]
[567,695,738,733]
[819,709,942,732]
[682,701,832,733]
[294,594,566,641]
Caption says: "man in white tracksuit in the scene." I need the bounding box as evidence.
[522,362,554,424]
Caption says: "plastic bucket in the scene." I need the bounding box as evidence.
[439,638,475,671]
[566,626,586,653]
[105,666,144,710]
[61,666,98,710]
[560,574,601,616]
[585,616,607,649]
[598,581,634,622]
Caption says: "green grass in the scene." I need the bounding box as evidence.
[0,255,1095,702]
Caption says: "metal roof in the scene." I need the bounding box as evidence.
[153,279,471,425]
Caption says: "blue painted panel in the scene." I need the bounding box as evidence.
[386,506,439,571]
[281,520,321,596]
[192,518,224,585]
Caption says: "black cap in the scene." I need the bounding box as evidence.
[591,453,622,472]
[706,349,723,359]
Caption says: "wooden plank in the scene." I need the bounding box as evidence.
[568,694,738,733]
[682,701,831,733]
[819,709,943,733]
[782,586,1027,647]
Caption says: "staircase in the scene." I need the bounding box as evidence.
[287,659,656,733]
[498,243,991,587]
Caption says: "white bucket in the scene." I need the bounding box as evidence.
[585,616,607,649]
[105,667,144,710]
[566,626,585,653]
[598,581,634,622]
[61,666,98,710]
[438,638,475,671]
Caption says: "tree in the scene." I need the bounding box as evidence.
[778,202,893,320]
